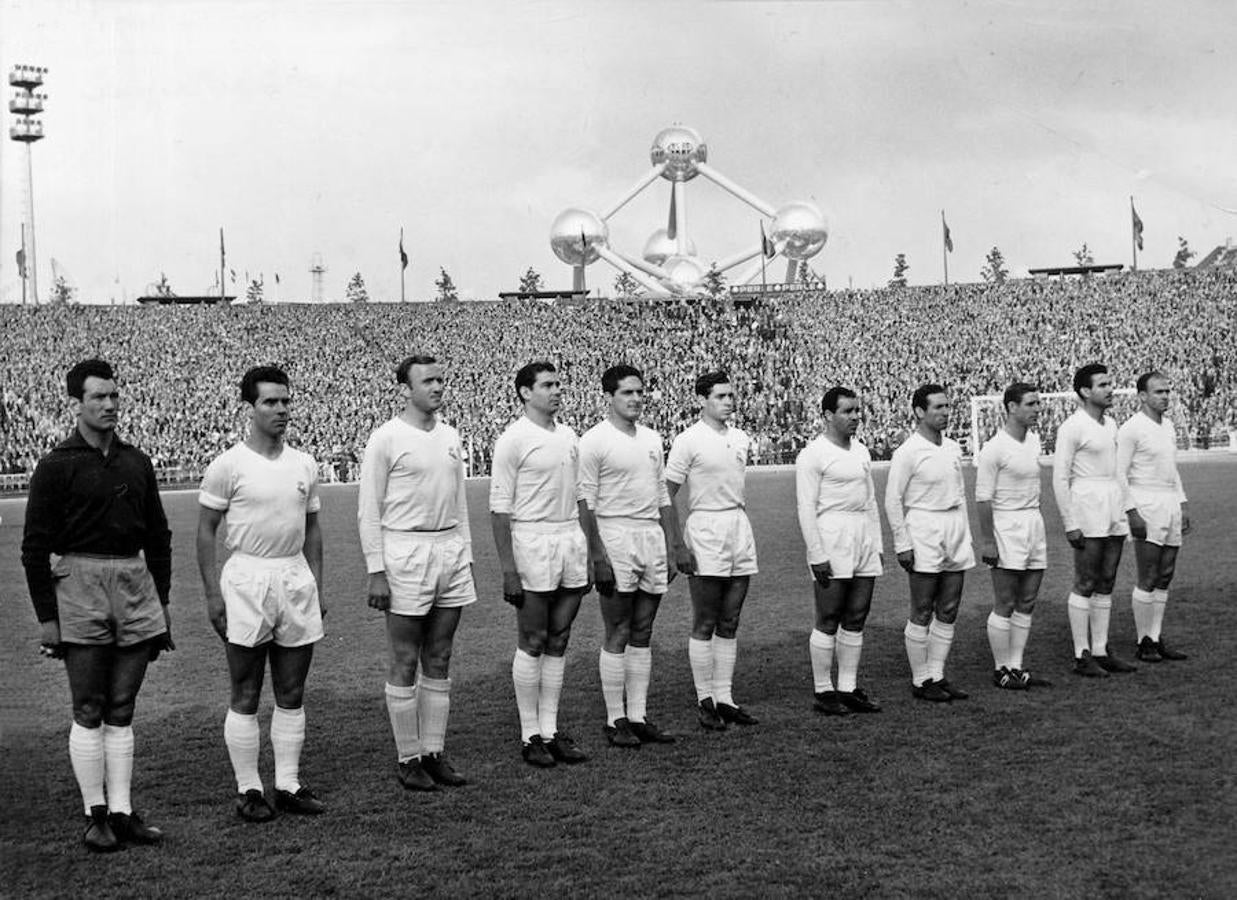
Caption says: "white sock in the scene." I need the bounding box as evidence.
[512,649,543,742]
[417,676,451,755]
[270,706,306,793]
[903,621,930,687]
[102,724,134,815]
[1090,594,1112,656]
[598,649,627,726]
[926,619,955,682]
[1131,587,1155,641]
[538,654,565,739]
[688,637,714,702]
[1150,588,1168,642]
[835,629,864,693]
[987,611,1011,670]
[69,722,106,814]
[1008,611,1032,670]
[809,629,836,692]
[384,682,421,763]
[712,636,737,706]
[1067,593,1091,657]
[224,709,263,794]
[624,645,652,723]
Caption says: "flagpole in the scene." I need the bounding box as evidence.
[1130,196,1138,272]
[400,227,406,303]
[219,227,226,303]
[20,223,28,305]
[941,210,949,286]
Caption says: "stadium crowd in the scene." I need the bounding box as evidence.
[2,267,1234,480]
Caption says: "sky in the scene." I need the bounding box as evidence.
[0,0,1234,304]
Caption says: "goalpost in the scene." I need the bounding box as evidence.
[970,388,1159,457]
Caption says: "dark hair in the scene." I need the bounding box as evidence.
[66,359,114,399]
[1136,371,1164,394]
[515,361,557,403]
[912,383,947,413]
[1073,363,1107,397]
[241,365,289,404]
[395,354,438,386]
[602,364,643,394]
[1003,382,1039,411]
[694,370,731,398]
[821,386,857,415]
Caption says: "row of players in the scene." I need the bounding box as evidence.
[21,357,1188,851]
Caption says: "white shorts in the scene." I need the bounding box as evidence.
[685,508,758,578]
[992,508,1047,570]
[382,528,478,617]
[1127,486,1183,547]
[809,510,882,579]
[1070,479,1130,539]
[512,520,589,593]
[596,517,668,595]
[905,507,976,573]
[221,552,323,648]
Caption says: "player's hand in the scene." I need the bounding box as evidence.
[149,606,176,661]
[502,570,524,608]
[206,593,228,640]
[674,544,696,577]
[981,540,999,568]
[367,572,391,612]
[896,550,914,572]
[1126,509,1147,541]
[39,620,64,659]
[1065,529,1085,550]
[593,558,615,597]
[810,561,832,588]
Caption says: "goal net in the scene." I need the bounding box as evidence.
[968,388,1192,457]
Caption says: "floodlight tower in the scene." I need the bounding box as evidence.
[309,253,327,303]
[9,64,48,304]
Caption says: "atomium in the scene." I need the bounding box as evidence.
[551,125,828,296]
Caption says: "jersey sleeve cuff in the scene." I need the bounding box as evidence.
[198,491,230,511]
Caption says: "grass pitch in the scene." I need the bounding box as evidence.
[2,460,1235,898]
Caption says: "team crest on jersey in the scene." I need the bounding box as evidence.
[296,481,307,497]
[448,445,460,462]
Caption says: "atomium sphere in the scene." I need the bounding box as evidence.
[770,202,829,261]
[642,228,697,267]
[550,208,608,266]
[662,254,708,291]
[650,125,708,183]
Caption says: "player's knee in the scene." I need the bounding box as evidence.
[840,610,869,632]
[273,681,306,709]
[714,617,739,639]
[1074,575,1097,595]
[628,623,653,646]
[1014,598,1036,615]
[72,698,105,729]
[544,630,571,656]
[421,644,454,679]
[104,700,136,727]
[1157,563,1176,587]
[1094,577,1116,595]
[520,628,549,655]
[934,599,961,624]
[229,682,263,715]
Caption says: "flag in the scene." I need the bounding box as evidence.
[942,213,954,253]
[1132,203,1144,251]
[399,233,408,270]
[760,221,775,259]
[275,273,280,284]
[220,227,225,257]
[15,247,25,278]
[230,268,237,283]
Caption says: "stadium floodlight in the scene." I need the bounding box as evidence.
[9,64,47,304]
[551,125,829,297]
